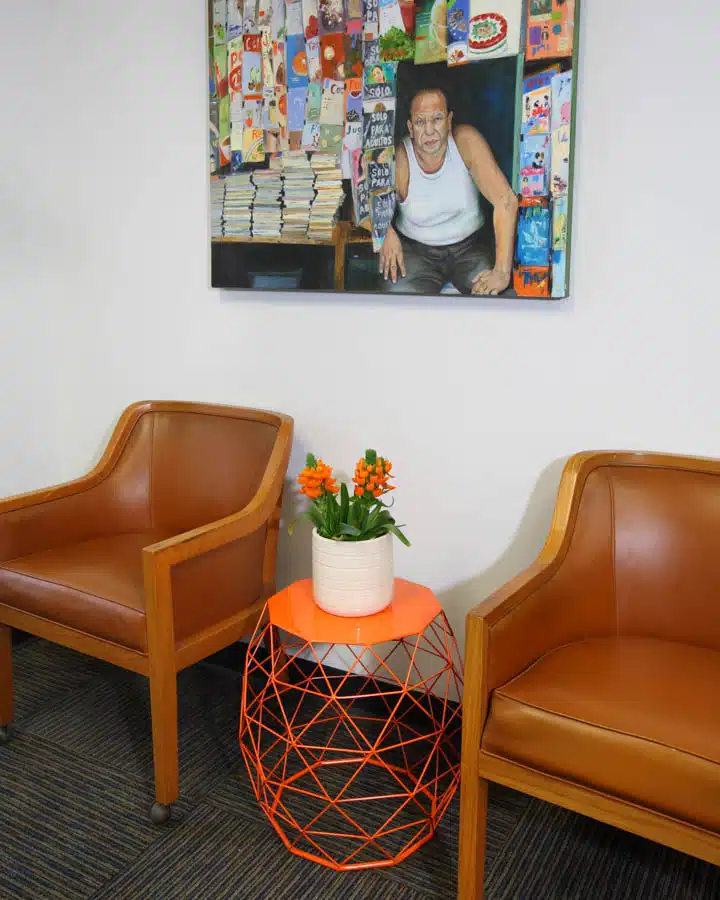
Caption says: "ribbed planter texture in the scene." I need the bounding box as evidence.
[312,530,394,617]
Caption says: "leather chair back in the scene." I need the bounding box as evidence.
[566,463,720,652]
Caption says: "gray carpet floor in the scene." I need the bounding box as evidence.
[0,639,718,899]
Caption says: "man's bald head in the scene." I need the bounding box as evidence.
[408,88,453,163]
[410,88,449,119]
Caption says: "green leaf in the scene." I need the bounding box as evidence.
[365,448,377,466]
[338,522,362,537]
[386,523,411,546]
[340,482,350,525]
[306,452,317,468]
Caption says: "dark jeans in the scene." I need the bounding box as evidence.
[383,229,494,295]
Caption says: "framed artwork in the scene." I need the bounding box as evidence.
[209,0,580,298]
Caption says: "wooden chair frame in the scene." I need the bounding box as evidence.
[0,400,293,820]
[457,451,720,900]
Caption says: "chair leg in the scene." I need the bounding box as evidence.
[0,625,13,741]
[148,659,178,824]
[457,775,488,900]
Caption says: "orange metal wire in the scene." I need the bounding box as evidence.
[239,582,463,871]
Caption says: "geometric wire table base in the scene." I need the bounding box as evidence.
[240,608,463,870]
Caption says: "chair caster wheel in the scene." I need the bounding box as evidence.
[0,724,12,743]
[150,802,172,825]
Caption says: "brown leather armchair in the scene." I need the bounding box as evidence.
[458,451,720,899]
[0,400,293,822]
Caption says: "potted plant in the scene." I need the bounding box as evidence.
[292,450,410,616]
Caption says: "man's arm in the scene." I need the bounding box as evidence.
[454,125,519,294]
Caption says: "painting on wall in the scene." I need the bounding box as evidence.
[209,0,580,299]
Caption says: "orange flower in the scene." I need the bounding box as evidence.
[297,455,339,498]
[353,450,395,498]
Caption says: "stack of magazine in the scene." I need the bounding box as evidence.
[251,164,283,238]
[222,172,254,238]
[281,152,316,238]
[210,177,225,238]
[308,153,345,241]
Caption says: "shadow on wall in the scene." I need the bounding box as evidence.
[438,455,569,648]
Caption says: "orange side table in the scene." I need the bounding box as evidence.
[239,578,463,871]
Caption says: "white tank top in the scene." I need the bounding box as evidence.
[396,134,484,246]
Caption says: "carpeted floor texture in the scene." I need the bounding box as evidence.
[1,639,718,899]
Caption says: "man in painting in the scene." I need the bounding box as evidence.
[380,87,518,296]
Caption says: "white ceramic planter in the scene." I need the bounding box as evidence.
[312,530,394,617]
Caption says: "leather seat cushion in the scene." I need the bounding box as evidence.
[0,532,169,652]
[482,637,720,832]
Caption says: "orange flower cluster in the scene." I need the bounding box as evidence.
[353,456,394,498]
[297,458,339,499]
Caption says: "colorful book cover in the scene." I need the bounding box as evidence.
[243,0,259,33]
[320,77,346,124]
[304,36,322,81]
[551,193,568,297]
[306,81,323,120]
[513,266,550,297]
[219,95,231,166]
[551,69,572,130]
[342,78,364,176]
[345,76,364,121]
[344,30,364,77]
[319,123,344,152]
[363,61,397,102]
[550,69,571,195]
[521,66,558,135]
[227,0,244,40]
[519,132,550,194]
[242,34,263,99]
[318,0,345,33]
[261,28,275,128]
[467,0,523,61]
[271,0,286,40]
[213,0,228,45]
[366,146,395,193]
[286,0,305,35]
[272,39,288,133]
[257,0,272,28]
[287,34,309,89]
[320,33,345,79]
[447,0,470,65]
[303,0,320,38]
[243,126,266,162]
[243,96,264,127]
[414,0,447,64]
[516,197,551,267]
[379,0,414,61]
[363,0,381,64]
[526,0,575,60]
[288,85,307,130]
[302,122,322,149]
[370,189,396,251]
[231,150,244,171]
[364,0,380,35]
[213,44,229,99]
[347,0,364,21]
[519,169,545,197]
[363,98,395,150]
[228,38,243,101]
[351,148,371,229]
[209,99,219,171]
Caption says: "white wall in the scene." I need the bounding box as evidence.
[1,1,718,664]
